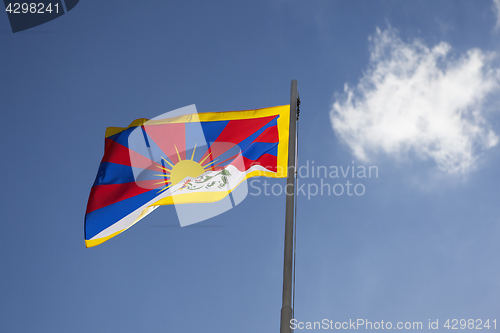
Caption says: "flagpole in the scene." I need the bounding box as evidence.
[280,79,299,333]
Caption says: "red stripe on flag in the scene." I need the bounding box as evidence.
[86,179,161,214]
[102,138,161,171]
[214,115,276,145]
[253,126,279,143]
[237,154,278,173]
[143,123,186,163]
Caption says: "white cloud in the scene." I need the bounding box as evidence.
[494,0,500,31]
[330,27,500,175]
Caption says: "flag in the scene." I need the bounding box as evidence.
[84,105,290,247]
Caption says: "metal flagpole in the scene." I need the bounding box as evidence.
[280,79,299,333]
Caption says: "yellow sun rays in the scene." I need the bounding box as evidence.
[153,144,217,193]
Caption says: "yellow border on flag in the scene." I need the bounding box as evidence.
[104,105,290,178]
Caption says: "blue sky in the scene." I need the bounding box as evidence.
[1,1,500,332]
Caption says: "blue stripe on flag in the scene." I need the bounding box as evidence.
[242,142,278,160]
[237,116,278,150]
[84,189,160,240]
[184,122,210,152]
[106,127,136,148]
[200,120,230,143]
[93,162,137,186]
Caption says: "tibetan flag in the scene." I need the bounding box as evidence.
[84,105,290,247]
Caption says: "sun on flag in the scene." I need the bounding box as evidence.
[84,104,291,247]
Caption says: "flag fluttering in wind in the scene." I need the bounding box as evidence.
[84,105,290,247]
